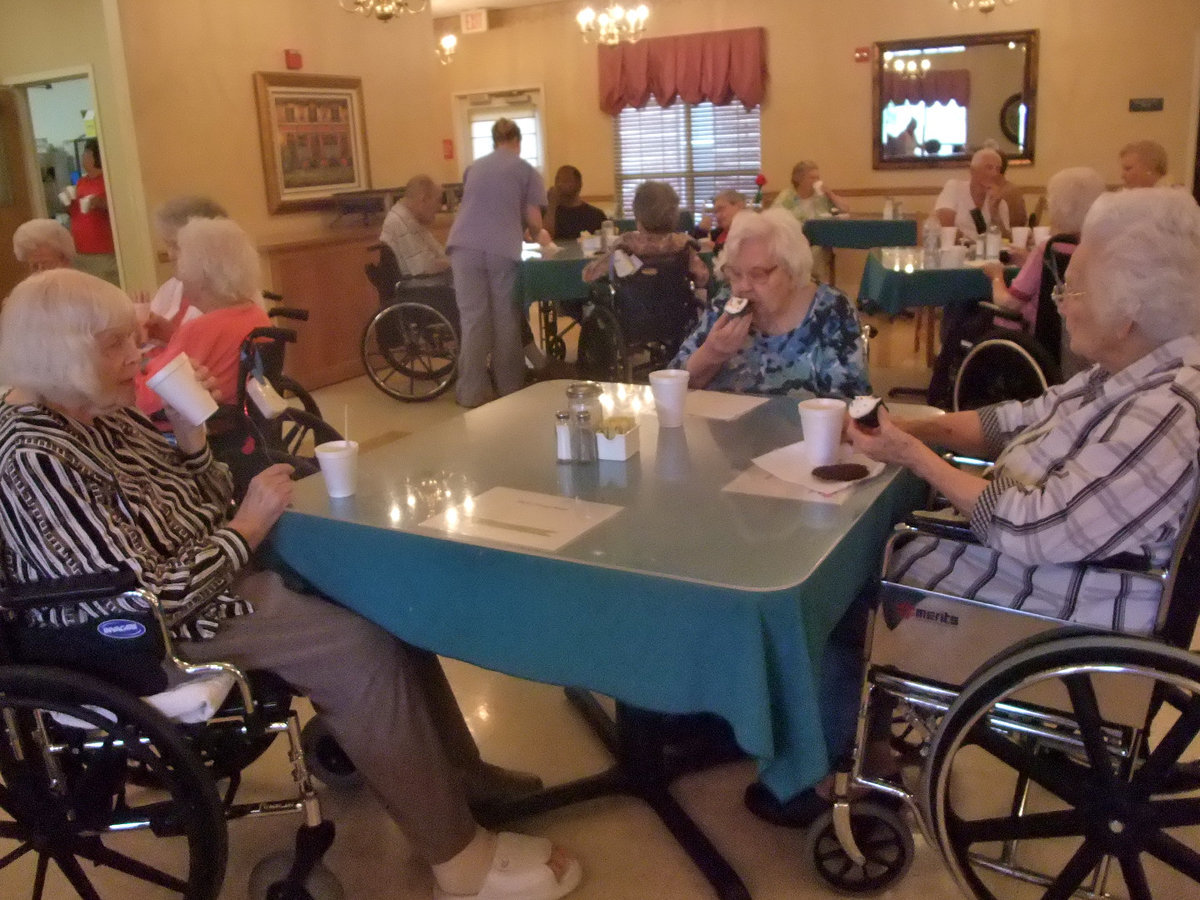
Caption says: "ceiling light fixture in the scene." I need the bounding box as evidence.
[576,4,650,45]
[950,0,1018,13]
[339,0,426,23]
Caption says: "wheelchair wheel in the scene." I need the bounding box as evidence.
[0,665,227,899]
[804,802,915,894]
[576,300,627,382]
[300,716,362,791]
[924,635,1200,900]
[361,302,458,402]
[273,374,322,420]
[952,335,1057,412]
[273,408,343,460]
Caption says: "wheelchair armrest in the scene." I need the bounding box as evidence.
[905,508,979,544]
[1,567,141,612]
[268,306,309,322]
[976,300,1023,322]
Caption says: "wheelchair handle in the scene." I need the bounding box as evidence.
[247,326,298,344]
[262,290,284,302]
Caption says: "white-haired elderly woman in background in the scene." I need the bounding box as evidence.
[0,268,583,900]
[134,217,270,417]
[670,208,869,398]
[981,166,1106,332]
[853,188,1200,635]
[140,195,231,346]
[12,218,75,273]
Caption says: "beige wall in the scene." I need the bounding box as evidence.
[435,0,1200,212]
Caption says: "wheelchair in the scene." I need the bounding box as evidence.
[0,568,343,900]
[805,490,1200,899]
[574,246,702,383]
[209,306,344,499]
[361,244,460,402]
[948,235,1078,412]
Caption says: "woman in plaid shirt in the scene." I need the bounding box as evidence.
[851,188,1200,635]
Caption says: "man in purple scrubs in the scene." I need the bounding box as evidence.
[447,118,548,407]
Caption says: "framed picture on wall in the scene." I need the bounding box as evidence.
[253,72,370,214]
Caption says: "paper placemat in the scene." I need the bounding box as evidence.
[751,441,885,496]
[684,391,769,421]
[420,486,622,552]
[722,467,850,505]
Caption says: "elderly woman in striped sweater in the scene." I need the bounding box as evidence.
[0,268,582,900]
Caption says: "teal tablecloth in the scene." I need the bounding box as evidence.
[858,247,996,315]
[803,217,918,250]
[517,242,592,308]
[269,382,924,798]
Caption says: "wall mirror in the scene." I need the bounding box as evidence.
[873,30,1038,170]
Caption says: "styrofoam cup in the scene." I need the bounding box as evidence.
[1009,226,1030,250]
[145,354,218,426]
[1032,225,1052,246]
[939,225,958,250]
[315,440,359,498]
[649,369,690,428]
[940,245,968,268]
[79,194,94,214]
[798,398,846,467]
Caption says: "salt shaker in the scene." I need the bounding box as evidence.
[555,410,573,463]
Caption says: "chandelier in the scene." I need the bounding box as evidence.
[883,52,931,79]
[950,0,1017,12]
[576,4,649,45]
[436,34,457,65]
[339,0,426,22]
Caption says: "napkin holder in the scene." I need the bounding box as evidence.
[597,423,640,461]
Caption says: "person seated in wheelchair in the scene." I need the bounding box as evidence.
[380,173,452,279]
[135,217,271,418]
[668,208,870,398]
[581,180,709,292]
[979,167,1105,334]
[851,187,1200,636]
[0,269,583,900]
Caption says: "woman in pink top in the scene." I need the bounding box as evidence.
[981,167,1106,331]
[136,217,269,417]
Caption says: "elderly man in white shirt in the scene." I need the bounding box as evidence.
[934,147,1009,241]
[380,174,451,277]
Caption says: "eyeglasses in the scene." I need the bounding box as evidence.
[723,265,779,285]
[1051,285,1085,307]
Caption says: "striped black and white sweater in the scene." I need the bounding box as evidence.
[0,401,252,640]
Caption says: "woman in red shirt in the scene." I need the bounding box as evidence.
[69,139,118,285]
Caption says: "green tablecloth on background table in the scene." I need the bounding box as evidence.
[803,217,918,250]
[858,247,997,314]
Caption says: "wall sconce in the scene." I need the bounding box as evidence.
[437,33,457,65]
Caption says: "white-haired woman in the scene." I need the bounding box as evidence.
[12,218,75,273]
[134,217,270,417]
[141,195,230,346]
[0,268,582,900]
[981,166,1106,331]
[669,208,869,398]
[750,189,1200,829]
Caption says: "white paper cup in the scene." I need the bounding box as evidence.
[79,195,94,214]
[1009,226,1030,250]
[315,440,359,498]
[145,354,218,426]
[1032,225,1052,246]
[57,188,72,207]
[940,245,968,269]
[649,369,690,428]
[798,398,846,467]
[939,226,958,250]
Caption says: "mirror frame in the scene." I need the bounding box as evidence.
[872,29,1039,171]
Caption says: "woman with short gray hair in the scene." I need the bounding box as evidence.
[144,195,231,344]
[12,218,75,273]
[670,208,868,397]
[581,180,709,286]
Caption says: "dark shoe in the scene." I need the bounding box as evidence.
[743,780,905,829]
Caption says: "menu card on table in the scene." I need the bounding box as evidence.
[420,486,622,552]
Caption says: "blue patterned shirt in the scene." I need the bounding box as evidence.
[669,284,870,398]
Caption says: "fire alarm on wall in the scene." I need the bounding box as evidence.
[854,47,870,63]
[284,49,303,70]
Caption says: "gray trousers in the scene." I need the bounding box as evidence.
[450,247,525,407]
[181,570,477,864]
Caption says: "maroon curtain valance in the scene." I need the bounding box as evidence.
[881,69,971,108]
[598,27,766,114]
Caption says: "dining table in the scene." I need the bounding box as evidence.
[269,380,924,900]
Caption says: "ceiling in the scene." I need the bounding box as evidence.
[429,0,565,18]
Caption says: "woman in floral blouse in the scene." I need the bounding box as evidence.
[670,208,869,399]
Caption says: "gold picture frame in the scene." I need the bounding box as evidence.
[253,72,370,214]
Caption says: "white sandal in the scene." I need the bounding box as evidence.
[434,832,582,900]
